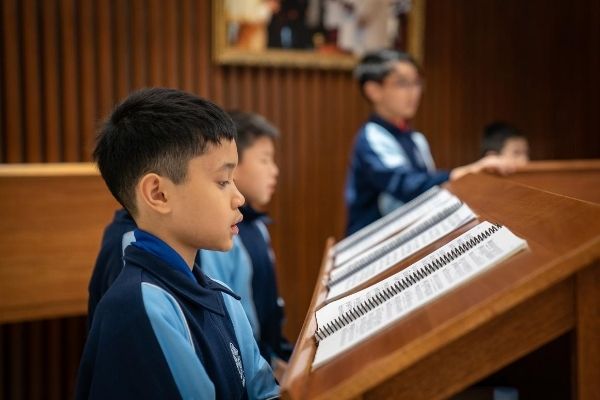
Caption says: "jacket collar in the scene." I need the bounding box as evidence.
[126,230,240,316]
[131,229,196,282]
[115,208,135,224]
[369,114,412,136]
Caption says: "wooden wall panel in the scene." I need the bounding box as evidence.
[0,317,86,400]
[59,0,81,162]
[415,0,600,169]
[22,0,42,162]
[79,0,96,162]
[2,0,23,162]
[0,0,598,397]
[96,0,114,120]
[41,0,62,162]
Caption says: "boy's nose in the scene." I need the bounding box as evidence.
[232,183,245,208]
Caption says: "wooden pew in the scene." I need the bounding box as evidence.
[505,159,600,204]
[0,163,119,323]
[281,173,600,400]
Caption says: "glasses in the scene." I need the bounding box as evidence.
[384,77,424,90]
[392,79,424,90]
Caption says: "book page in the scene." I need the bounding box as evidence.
[333,188,454,267]
[330,197,467,282]
[326,203,476,300]
[313,223,527,368]
[332,186,443,255]
[318,222,496,326]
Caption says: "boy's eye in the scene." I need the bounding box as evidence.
[394,79,423,89]
[218,180,231,188]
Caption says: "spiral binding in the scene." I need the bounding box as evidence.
[334,187,442,254]
[315,223,502,342]
[328,200,464,288]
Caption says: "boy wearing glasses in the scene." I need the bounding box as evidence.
[345,50,516,235]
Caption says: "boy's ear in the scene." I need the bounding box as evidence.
[137,173,171,215]
[363,81,382,104]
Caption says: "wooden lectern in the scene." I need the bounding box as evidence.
[505,159,600,204]
[281,173,600,400]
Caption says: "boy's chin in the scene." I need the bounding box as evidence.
[209,240,233,252]
[254,196,272,208]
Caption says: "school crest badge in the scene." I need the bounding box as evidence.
[230,342,245,387]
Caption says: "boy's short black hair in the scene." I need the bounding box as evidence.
[481,121,525,156]
[354,49,422,96]
[227,110,279,161]
[93,88,236,215]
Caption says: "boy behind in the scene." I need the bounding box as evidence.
[76,88,279,399]
[346,50,517,235]
[202,111,293,378]
[481,121,530,164]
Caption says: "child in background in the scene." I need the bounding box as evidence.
[345,49,517,235]
[77,88,278,399]
[481,121,530,165]
[203,111,293,381]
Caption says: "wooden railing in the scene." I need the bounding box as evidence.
[0,163,118,323]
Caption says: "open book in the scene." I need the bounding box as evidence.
[327,198,477,300]
[313,222,527,369]
[332,186,453,268]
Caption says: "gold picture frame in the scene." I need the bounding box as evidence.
[212,0,426,70]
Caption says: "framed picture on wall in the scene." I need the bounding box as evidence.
[213,0,426,70]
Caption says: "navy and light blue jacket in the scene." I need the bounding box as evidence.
[91,207,292,367]
[345,115,450,236]
[88,209,136,324]
[88,210,231,326]
[203,205,293,365]
[77,229,279,399]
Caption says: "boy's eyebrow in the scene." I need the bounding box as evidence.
[216,162,237,172]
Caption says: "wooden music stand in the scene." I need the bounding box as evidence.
[281,173,600,400]
[502,159,600,204]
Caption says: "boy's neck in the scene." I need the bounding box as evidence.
[372,107,408,130]
[371,112,409,132]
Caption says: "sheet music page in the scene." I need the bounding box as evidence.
[319,221,495,325]
[313,223,527,368]
[330,198,467,282]
[333,189,455,267]
[332,186,443,255]
[326,203,476,300]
